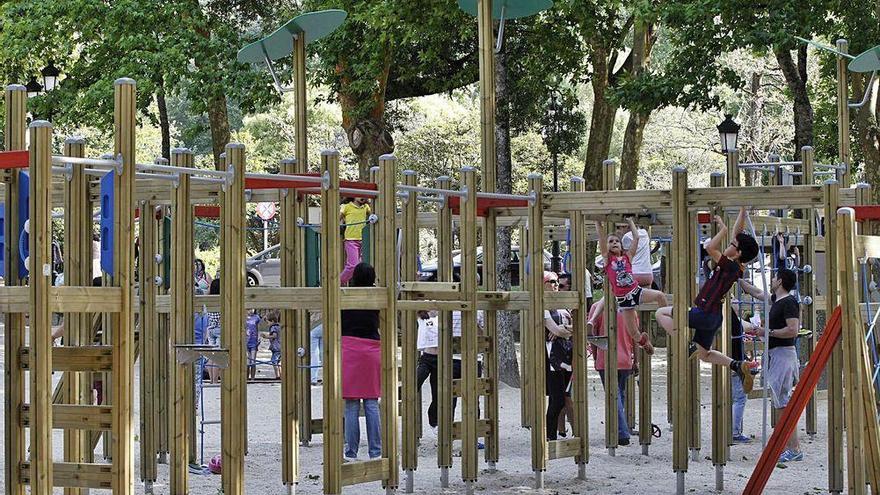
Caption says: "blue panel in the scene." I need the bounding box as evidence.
[100,170,115,276]
[0,204,5,278]
[18,171,29,277]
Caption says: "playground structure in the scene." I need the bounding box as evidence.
[4,0,880,492]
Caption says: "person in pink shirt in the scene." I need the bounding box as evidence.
[588,302,636,445]
[593,217,667,355]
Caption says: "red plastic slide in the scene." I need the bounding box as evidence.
[743,306,842,494]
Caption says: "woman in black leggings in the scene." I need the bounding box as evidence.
[542,271,574,440]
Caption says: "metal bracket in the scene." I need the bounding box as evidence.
[262,47,295,94]
[495,6,506,54]
[322,170,331,190]
[849,70,877,108]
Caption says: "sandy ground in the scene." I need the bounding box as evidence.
[0,329,840,494]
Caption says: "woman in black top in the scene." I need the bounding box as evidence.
[340,263,382,459]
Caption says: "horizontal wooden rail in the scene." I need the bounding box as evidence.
[20,462,112,489]
[341,458,388,486]
[0,286,122,313]
[20,346,113,371]
[547,438,582,459]
[22,404,113,430]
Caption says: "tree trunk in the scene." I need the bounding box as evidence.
[618,111,650,190]
[206,94,231,170]
[494,41,519,387]
[582,49,619,190]
[342,115,394,180]
[742,72,763,186]
[853,72,880,205]
[156,82,171,161]
[775,46,814,161]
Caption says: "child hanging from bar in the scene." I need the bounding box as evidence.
[594,217,668,355]
[655,207,760,393]
[339,195,372,285]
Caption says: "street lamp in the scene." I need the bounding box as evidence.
[717,114,740,153]
[41,61,60,92]
[25,77,42,98]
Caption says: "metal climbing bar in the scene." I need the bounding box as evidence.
[476,190,536,203]
[138,162,231,178]
[52,154,122,167]
[396,191,445,203]
[244,171,323,183]
[816,163,848,171]
[396,183,465,197]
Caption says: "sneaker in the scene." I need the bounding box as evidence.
[778,449,804,463]
[732,434,752,444]
[618,437,631,446]
[638,332,655,355]
[477,441,485,450]
[557,429,568,438]
[687,342,699,360]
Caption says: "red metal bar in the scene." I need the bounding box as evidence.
[0,150,29,169]
[447,196,528,217]
[854,205,880,222]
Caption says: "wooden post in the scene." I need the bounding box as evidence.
[221,142,246,495]
[601,159,619,454]
[520,223,532,430]
[401,169,419,489]
[526,172,547,488]
[436,175,455,485]
[638,316,653,456]
[112,78,136,495]
[139,193,159,491]
[377,154,400,491]
[671,167,690,493]
[279,157,301,488]
[3,83,26,495]
[802,146,818,435]
[709,172,730,489]
[63,136,89,495]
[824,179,843,494]
[687,212,701,462]
[460,166,480,490]
[28,119,54,495]
[837,40,851,188]
[725,150,740,188]
[320,150,343,495]
[170,148,194,494]
[569,176,589,476]
[837,207,866,494]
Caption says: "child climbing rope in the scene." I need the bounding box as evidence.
[655,207,760,393]
[593,217,668,355]
[339,196,372,285]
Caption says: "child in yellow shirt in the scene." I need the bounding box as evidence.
[339,197,371,284]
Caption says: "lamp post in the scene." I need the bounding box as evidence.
[717,114,740,187]
[25,77,43,98]
[41,61,60,92]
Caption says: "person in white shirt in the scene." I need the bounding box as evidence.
[415,310,444,430]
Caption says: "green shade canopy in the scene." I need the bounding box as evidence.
[457,0,552,19]
[849,45,880,73]
[237,9,347,64]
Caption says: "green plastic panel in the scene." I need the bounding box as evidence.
[457,0,552,19]
[303,225,370,287]
[849,45,880,73]
[237,9,347,64]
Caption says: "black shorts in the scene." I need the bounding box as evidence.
[616,287,643,310]
[688,307,723,350]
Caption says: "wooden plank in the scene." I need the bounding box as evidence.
[396,300,472,311]
[451,377,491,397]
[22,405,113,430]
[543,189,672,215]
[547,438,582,460]
[151,287,388,312]
[451,419,492,440]
[340,458,388,486]
[20,462,112,489]
[0,286,122,313]
[686,185,824,210]
[399,281,460,292]
[20,345,114,372]
[857,234,880,260]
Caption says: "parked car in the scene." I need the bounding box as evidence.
[417,246,553,286]
[245,244,281,287]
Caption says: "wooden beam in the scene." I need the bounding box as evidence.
[400,169,419,476]
[20,462,112,490]
[602,160,620,453]
[436,175,455,475]
[802,147,818,435]
[460,167,480,484]
[526,172,547,479]
[825,179,844,493]
[710,172,730,483]
[569,177,589,470]
[547,438,582,460]
[341,459,388,486]
[22,405,113,430]
[671,168,690,480]
[21,346,114,371]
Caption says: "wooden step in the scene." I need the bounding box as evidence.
[21,345,113,371]
[20,462,112,489]
[21,404,112,430]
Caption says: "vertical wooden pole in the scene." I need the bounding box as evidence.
[28,119,54,495]
[837,207,866,494]
[709,172,730,489]
[157,157,172,468]
[221,142,246,495]
[378,154,400,491]
[460,166,480,489]
[279,157,300,488]
[112,77,136,495]
[3,83,26,495]
[401,169,419,489]
[725,150,740,187]
[520,223,532,430]
[687,212,701,461]
[320,150,343,495]
[170,148,194,494]
[601,159,619,454]
[824,179,843,494]
[802,146,818,435]
[139,193,158,491]
[63,136,88,495]
[436,175,455,484]
[569,177,589,476]
[836,39,851,188]
[526,172,547,488]
[484,216,500,471]
[638,314,652,456]
[671,167,690,493]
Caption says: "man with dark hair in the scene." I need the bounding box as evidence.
[655,207,760,392]
[738,268,803,462]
